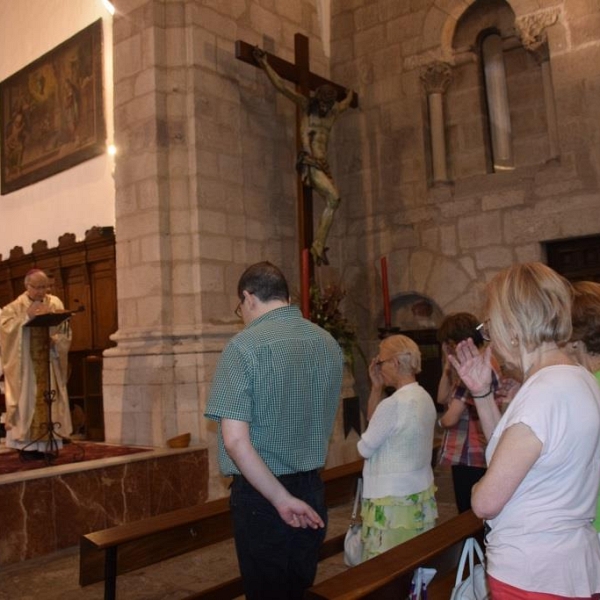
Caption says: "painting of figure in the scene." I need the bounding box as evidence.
[0,20,105,195]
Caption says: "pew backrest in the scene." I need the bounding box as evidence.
[304,509,484,600]
[79,459,364,598]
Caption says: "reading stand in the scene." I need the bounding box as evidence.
[21,309,85,464]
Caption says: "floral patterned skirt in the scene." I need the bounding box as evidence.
[360,483,438,561]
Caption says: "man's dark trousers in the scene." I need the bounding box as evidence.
[230,470,327,600]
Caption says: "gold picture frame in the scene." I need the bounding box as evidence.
[0,20,106,195]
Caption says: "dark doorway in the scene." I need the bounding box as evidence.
[545,235,600,282]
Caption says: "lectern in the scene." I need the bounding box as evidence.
[22,308,84,463]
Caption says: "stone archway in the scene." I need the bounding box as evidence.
[420,0,557,62]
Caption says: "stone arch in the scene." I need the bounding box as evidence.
[421,0,478,58]
[421,0,550,62]
[391,292,443,331]
[419,0,556,179]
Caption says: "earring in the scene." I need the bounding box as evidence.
[510,338,518,347]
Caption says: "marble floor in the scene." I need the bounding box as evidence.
[0,466,457,600]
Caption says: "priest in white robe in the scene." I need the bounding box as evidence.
[0,269,72,455]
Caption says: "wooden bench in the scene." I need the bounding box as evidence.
[178,439,442,600]
[79,459,363,600]
[183,505,352,600]
[304,509,485,600]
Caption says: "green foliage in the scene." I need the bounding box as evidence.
[309,283,363,369]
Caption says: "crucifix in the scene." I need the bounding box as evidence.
[235,34,358,314]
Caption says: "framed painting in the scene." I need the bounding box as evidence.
[0,19,106,195]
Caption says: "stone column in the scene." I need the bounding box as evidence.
[481,34,513,170]
[516,10,561,160]
[102,0,355,501]
[103,0,240,460]
[421,62,452,185]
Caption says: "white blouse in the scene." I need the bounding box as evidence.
[358,382,437,499]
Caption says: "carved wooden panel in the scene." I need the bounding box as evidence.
[0,227,116,350]
[63,264,92,352]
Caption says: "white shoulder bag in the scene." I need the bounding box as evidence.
[343,477,363,567]
[450,537,490,600]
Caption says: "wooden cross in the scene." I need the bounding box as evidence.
[235,34,358,306]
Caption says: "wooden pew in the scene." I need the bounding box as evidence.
[185,511,351,600]
[79,459,363,600]
[182,440,442,600]
[304,509,484,600]
[184,526,348,600]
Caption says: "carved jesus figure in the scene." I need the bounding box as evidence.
[253,46,354,266]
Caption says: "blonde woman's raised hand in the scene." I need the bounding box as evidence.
[447,338,493,397]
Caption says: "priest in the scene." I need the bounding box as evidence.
[0,269,72,457]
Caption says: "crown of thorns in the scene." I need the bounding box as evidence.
[314,84,337,103]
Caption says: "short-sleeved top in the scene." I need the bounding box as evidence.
[485,365,600,596]
[205,305,344,477]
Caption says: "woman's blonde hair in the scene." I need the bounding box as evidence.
[380,334,421,374]
[485,262,572,358]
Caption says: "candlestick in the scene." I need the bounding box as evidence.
[381,256,391,328]
[302,248,310,319]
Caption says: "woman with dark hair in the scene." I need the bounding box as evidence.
[570,280,600,537]
[570,280,600,382]
[450,263,600,598]
[436,312,503,513]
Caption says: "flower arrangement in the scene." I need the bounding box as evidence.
[309,283,364,369]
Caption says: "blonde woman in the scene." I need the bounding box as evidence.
[450,263,600,598]
[357,335,438,561]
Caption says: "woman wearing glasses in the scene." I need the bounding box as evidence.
[435,312,503,514]
[450,263,600,598]
[357,334,438,561]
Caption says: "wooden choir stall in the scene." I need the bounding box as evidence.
[0,226,117,441]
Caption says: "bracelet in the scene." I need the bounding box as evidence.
[471,385,493,399]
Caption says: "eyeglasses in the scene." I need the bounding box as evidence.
[234,297,245,319]
[476,321,491,342]
[375,352,411,367]
[375,356,394,367]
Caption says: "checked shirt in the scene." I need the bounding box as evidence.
[205,305,344,477]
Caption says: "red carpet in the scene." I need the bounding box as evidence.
[0,441,151,475]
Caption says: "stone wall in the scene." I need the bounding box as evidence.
[102,0,600,500]
[328,0,600,357]
[103,0,339,499]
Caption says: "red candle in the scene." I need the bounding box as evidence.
[381,256,391,328]
[301,248,310,319]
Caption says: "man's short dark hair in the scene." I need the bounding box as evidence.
[437,312,482,347]
[237,262,289,303]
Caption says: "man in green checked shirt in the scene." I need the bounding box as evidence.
[205,261,344,600]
